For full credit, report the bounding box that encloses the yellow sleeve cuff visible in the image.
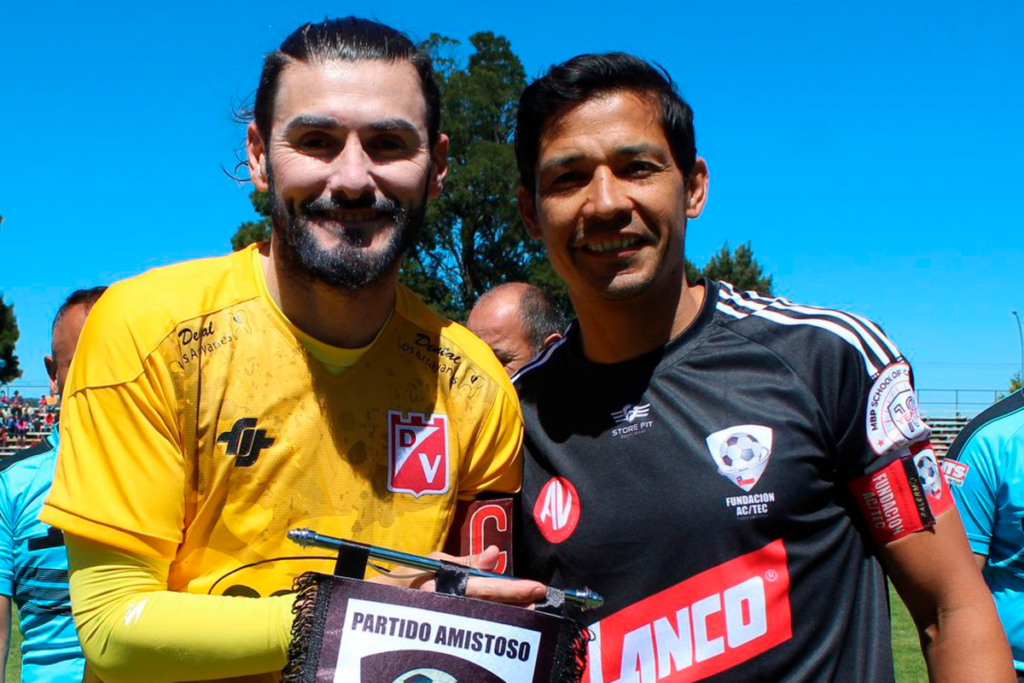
[67,535,294,683]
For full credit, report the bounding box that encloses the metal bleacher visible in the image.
[1,382,55,459]
[927,416,971,458]
[919,389,1004,458]
[0,432,51,459]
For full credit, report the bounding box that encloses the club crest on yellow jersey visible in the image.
[388,412,451,497]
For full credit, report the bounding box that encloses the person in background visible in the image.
[0,286,106,682]
[466,283,566,375]
[943,387,1024,682]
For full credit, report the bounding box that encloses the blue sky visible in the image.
[1,0,1022,410]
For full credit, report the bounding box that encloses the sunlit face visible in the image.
[248,60,448,290]
[466,296,534,375]
[45,303,90,397]
[519,91,706,303]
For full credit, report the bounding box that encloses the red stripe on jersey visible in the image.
[849,455,935,544]
[585,540,792,682]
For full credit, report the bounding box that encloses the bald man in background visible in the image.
[467,283,567,375]
[0,286,106,683]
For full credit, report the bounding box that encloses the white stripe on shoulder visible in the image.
[715,300,746,319]
[716,282,891,376]
[511,334,569,384]
[844,312,901,358]
[728,284,901,361]
[719,284,897,368]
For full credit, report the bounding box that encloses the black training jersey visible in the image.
[514,281,947,683]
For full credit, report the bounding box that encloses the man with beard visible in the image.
[39,17,542,683]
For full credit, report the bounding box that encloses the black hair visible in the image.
[515,52,696,194]
[253,17,441,149]
[52,286,107,336]
[518,287,567,356]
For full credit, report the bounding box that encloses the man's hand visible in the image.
[371,546,547,607]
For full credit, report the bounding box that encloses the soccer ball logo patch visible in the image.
[721,433,768,469]
[913,448,942,499]
[706,425,774,492]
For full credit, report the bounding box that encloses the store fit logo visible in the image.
[388,412,450,497]
[217,417,275,467]
[584,540,792,683]
[611,404,654,438]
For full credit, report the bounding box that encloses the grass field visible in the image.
[2,584,930,682]
[5,609,18,682]
[890,583,929,682]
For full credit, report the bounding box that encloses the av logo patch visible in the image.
[706,425,774,492]
[388,412,450,498]
[534,477,581,544]
[217,417,275,467]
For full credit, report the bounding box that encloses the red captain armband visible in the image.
[443,498,514,575]
[849,454,936,545]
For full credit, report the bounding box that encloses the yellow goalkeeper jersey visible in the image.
[41,243,523,601]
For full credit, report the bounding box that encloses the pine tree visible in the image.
[0,295,22,384]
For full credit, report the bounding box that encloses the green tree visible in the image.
[400,32,560,320]
[0,295,22,384]
[1010,372,1022,393]
[230,191,271,251]
[687,241,774,294]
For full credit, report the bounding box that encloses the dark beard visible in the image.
[269,169,429,292]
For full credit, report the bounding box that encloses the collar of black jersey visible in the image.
[562,279,720,380]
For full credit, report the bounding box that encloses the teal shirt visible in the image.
[946,390,1024,672]
[0,430,85,682]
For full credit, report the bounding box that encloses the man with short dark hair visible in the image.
[512,52,1013,681]
[943,388,1024,681]
[466,283,566,375]
[0,286,105,683]
[40,17,541,683]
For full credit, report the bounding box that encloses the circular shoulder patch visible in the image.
[866,362,927,455]
[533,477,581,544]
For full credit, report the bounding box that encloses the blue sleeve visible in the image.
[0,475,16,597]
[949,431,1000,556]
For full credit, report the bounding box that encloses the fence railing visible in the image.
[0,382,51,401]
[917,389,1003,420]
